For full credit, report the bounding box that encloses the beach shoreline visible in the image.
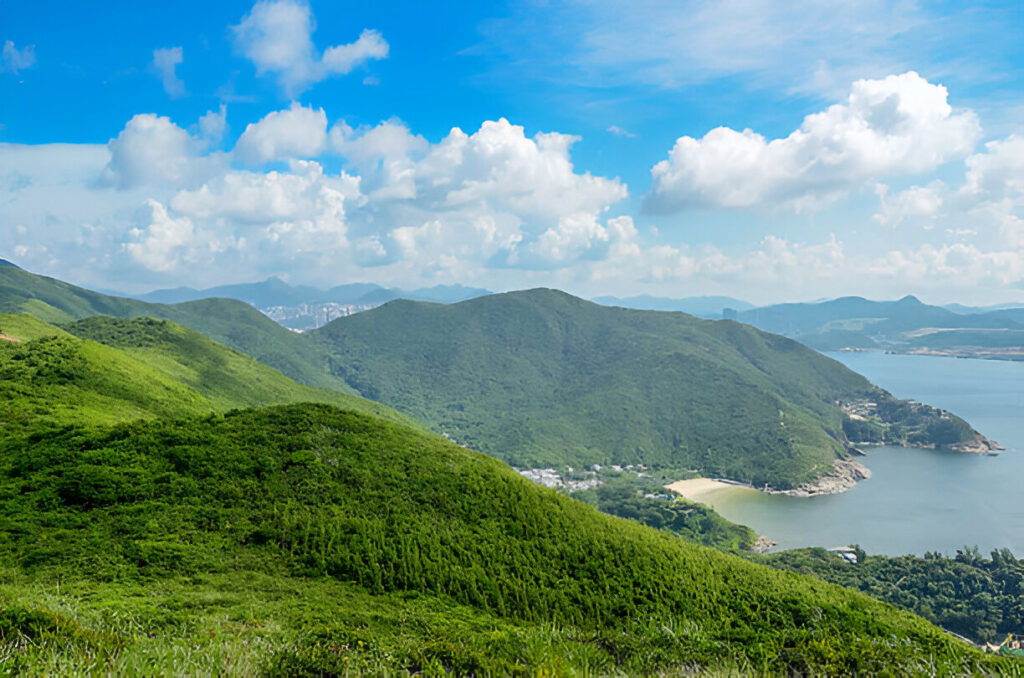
[666,457,872,504]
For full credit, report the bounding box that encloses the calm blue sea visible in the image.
[701,352,1024,556]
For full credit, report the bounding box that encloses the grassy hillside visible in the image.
[311,289,973,487]
[0,403,1012,675]
[0,265,349,392]
[0,314,418,435]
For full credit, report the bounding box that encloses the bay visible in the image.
[698,352,1024,556]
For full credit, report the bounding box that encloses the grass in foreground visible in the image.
[0,404,1015,675]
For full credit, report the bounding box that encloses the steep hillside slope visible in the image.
[0,403,1010,675]
[0,314,417,434]
[311,289,991,487]
[0,264,347,391]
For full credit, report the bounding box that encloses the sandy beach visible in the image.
[665,477,755,504]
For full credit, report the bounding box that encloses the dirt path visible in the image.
[0,333,22,343]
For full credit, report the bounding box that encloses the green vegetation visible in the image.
[0,314,419,435]
[0,403,1014,675]
[578,486,757,551]
[568,472,758,551]
[0,264,350,392]
[311,289,986,488]
[765,546,1024,645]
[840,398,983,449]
[3,266,993,488]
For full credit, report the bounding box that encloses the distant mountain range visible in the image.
[592,294,754,317]
[733,295,1024,359]
[134,282,756,328]
[128,278,493,329]
[8,256,1024,358]
[135,278,492,307]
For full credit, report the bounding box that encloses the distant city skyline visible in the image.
[2,0,1024,305]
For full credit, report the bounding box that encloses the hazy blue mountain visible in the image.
[407,283,493,303]
[135,277,339,307]
[133,278,491,312]
[945,302,1024,314]
[735,295,1023,358]
[592,294,754,317]
[0,258,19,268]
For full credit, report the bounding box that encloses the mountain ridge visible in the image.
[310,288,993,487]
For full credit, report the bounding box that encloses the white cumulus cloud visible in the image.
[873,182,944,227]
[102,114,224,189]
[231,0,388,96]
[646,72,981,213]
[233,102,328,164]
[124,200,197,272]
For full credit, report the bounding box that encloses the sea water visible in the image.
[700,352,1024,556]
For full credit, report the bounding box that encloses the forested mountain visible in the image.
[0,266,1018,672]
[0,401,1010,675]
[310,289,993,487]
[0,265,996,487]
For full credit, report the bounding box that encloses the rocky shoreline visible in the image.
[747,535,777,553]
[767,458,872,498]
[949,437,1004,454]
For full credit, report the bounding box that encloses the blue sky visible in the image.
[2,0,1024,304]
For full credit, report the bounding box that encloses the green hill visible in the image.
[0,313,418,435]
[2,266,996,487]
[310,289,989,487]
[0,403,1011,675]
[0,264,347,392]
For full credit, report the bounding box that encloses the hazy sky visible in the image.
[2,0,1023,304]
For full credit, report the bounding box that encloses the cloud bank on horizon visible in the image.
[1,0,1023,305]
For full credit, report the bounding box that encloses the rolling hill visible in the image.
[2,265,996,487]
[310,289,994,487]
[0,263,347,392]
[0,402,1011,675]
[0,313,418,435]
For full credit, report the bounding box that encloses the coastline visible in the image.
[665,477,758,504]
[666,458,872,504]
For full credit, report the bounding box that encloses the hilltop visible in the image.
[0,263,349,392]
[311,289,994,488]
[1,266,997,488]
[0,313,417,434]
[0,402,1011,675]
